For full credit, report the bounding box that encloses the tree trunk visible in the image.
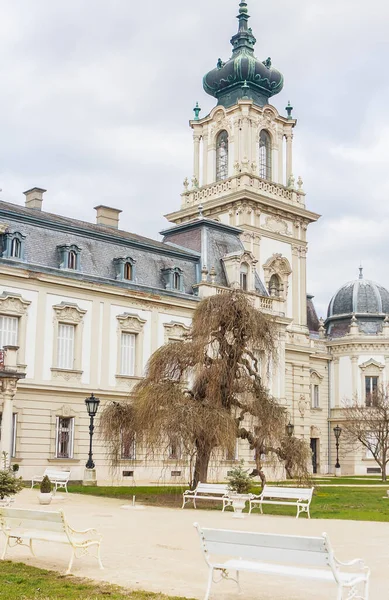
[192,442,213,488]
[380,457,387,481]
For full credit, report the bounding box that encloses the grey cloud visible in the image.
[1,0,389,317]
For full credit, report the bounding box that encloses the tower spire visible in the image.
[359,265,363,280]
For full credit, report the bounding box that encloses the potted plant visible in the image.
[39,475,52,505]
[0,469,24,506]
[226,461,253,517]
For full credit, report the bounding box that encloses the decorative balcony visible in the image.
[181,172,306,210]
[193,282,285,316]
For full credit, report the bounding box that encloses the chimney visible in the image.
[94,205,122,229]
[24,187,46,210]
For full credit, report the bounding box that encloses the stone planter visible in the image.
[229,494,250,518]
[38,493,52,505]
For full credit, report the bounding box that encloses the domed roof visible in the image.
[326,269,389,337]
[203,2,284,109]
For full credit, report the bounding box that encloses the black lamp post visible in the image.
[333,424,342,471]
[286,421,295,437]
[85,393,100,470]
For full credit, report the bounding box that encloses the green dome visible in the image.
[203,2,284,109]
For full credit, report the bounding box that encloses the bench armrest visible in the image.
[68,526,102,539]
[183,490,195,496]
[249,493,262,500]
[335,557,366,569]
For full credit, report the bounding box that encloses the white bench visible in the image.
[31,469,71,494]
[194,523,370,600]
[182,483,232,510]
[249,485,314,518]
[0,507,103,575]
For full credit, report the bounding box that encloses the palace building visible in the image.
[0,1,387,483]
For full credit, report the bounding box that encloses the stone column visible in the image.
[277,131,284,185]
[351,356,358,398]
[385,356,389,386]
[202,132,208,186]
[286,132,293,182]
[299,246,308,326]
[292,245,300,323]
[233,118,240,167]
[193,134,201,183]
[333,357,340,407]
[242,117,249,166]
[0,379,18,464]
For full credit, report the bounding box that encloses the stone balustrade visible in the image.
[195,282,284,316]
[182,172,306,209]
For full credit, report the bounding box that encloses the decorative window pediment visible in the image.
[53,302,86,324]
[310,369,324,383]
[161,267,184,292]
[114,256,136,282]
[0,292,30,316]
[2,231,26,260]
[57,244,81,271]
[164,321,190,343]
[222,251,257,291]
[117,312,146,333]
[359,359,385,373]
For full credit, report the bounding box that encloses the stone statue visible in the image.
[262,57,272,69]
[217,58,225,69]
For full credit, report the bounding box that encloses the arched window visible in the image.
[124,262,133,281]
[269,274,282,297]
[259,130,272,181]
[68,251,77,270]
[173,271,181,290]
[10,238,21,258]
[240,263,249,291]
[216,130,228,181]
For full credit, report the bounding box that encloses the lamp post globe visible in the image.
[286,422,295,437]
[85,393,100,470]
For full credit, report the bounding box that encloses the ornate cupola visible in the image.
[203,1,284,109]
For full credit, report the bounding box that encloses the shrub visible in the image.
[40,475,52,494]
[12,464,19,473]
[0,470,24,499]
[226,461,253,494]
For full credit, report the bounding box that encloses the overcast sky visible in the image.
[0,0,388,316]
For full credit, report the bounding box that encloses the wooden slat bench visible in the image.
[249,485,314,518]
[31,469,71,494]
[182,483,231,510]
[194,523,370,600]
[0,507,103,575]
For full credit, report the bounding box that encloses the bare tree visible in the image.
[342,386,389,481]
[101,290,310,487]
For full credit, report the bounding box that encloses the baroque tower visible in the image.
[166,1,320,333]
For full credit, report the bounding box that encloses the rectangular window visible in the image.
[0,413,17,458]
[169,441,182,460]
[120,332,136,376]
[57,323,75,369]
[365,376,378,406]
[121,432,136,459]
[312,384,320,408]
[0,316,18,348]
[55,416,74,459]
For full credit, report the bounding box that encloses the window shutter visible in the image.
[121,333,136,376]
[0,316,19,348]
[58,324,75,369]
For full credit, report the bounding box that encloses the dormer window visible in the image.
[68,250,77,270]
[58,244,81,271]
[10,238,21,258]
[162,267,184,292]
[114,257,136,282]
[124,262,132,281]
[240,263,248,291]
[2,231,26,261]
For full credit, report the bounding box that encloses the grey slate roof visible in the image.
[326,277,389,338]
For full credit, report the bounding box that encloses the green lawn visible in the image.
[68,481,389,521]
[0,561,192,600]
